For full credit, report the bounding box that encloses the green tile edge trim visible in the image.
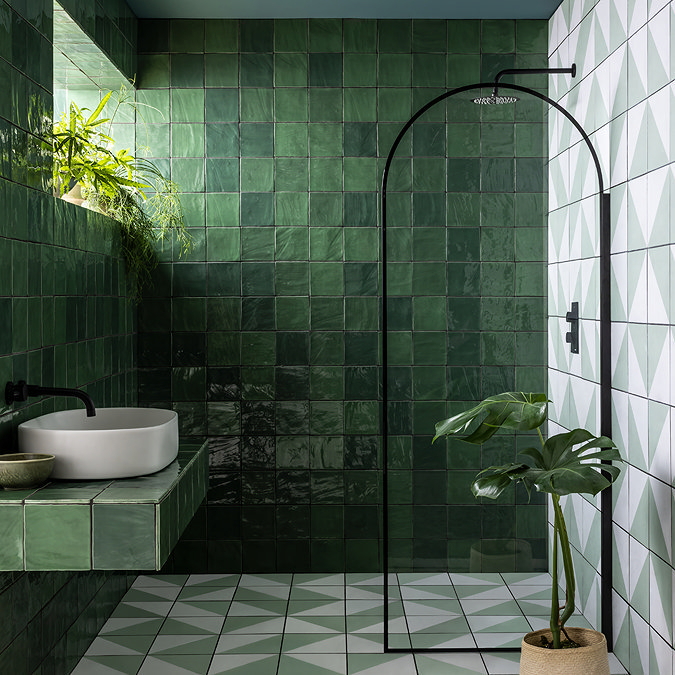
[2,441,208,571]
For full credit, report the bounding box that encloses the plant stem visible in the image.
[551,493,576,647]
[550,509,560,648]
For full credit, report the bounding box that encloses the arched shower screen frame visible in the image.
[380,79,613,653]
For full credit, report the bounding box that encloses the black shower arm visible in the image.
[491,64,576,96]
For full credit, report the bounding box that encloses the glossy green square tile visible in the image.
[204,54,238,87]
[25,504,91,570]
[207,193,239,228]
[241,332,275,365]
[242,297,275,330]
[170,19,204,52]
[241,88,274,122]
[138,54,170,88]
[308,18,342,52]
[208,332,241,365]
[344,88,376,122]
[204,89,239,123]
[0,504,24,570]
[309,53,342,87]
[309,192,342,227]
[240,123,273,157]
[171,124,205,158]
[310,332,344,365]
[241,18,273,52]
[309,261,343,295]
[276,262,309,295]
[205,19,239,52]
[206,228,240,262]
[275,18,308,51]
[240,53,273,88]
[240,158,274,192]
[309,228,342,261]
[345,297,377,331]
[275,227,309,261]
[93,504,157,570]
[308,123,342,156]
[309,158,342,192]
[273,54,307,89]
[413,332,446,366]
[447,54,481,88]
[310,297,343,331]
[240,193,274,226]
[171,54,204,88]
[379,53,411,87]
[171,89,205,124]
[308,89,342,122]
[482,19,515,53]
[309,367,343,401]
[344,157,377,192]
[206,123,239,157]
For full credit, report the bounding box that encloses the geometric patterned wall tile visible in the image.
[646,247,670,327]
[612,323,629,391]
[611,253,628,321]
[581,197,600,259]
[612,591,631,669]
[627,25,648,108]
[580,497,602,568]
[646,90,670,173]
[613,523,630,600]
[628,99,649,179]
[593,1,610,68]
[627,174,648,250]
[628,0,648,38]
[628,465,650,544]
[649,628,674,675]
[627,322,648,397]
[581,256,600,319]
[647,10,671,96]
[648,475,672,564]
[629,607,651,675]
[647,325,670,402]
[569,375,599,432]
[648,401,671,481]
[627,251,648,324]
[648,0,671,19]
[646,164,671,246]
[649,552,673,641]
[629,535,651,621]
[609,0,628,53]
[581,318,599,383]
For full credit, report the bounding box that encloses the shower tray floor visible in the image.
[71,572,627,675]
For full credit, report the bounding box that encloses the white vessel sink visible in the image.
[18,408,179,480]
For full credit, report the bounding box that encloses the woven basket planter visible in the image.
[520,627,609,675]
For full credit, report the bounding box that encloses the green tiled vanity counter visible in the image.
[0,442,208,572]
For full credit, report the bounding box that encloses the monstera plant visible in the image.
[49,88,191,299]
[434,392,622,661]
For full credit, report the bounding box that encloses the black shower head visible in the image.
[471,94,520,105]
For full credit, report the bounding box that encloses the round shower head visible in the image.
[472,94,520,105]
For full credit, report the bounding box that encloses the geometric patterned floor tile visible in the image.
[403,599,462,616]
[409,634,476,650]
[71,655,145,675]
[239,574,293,587]
[459,600,522,616]
[228,600,287,616]
[100,618,165,636]
[466,616,531,633]
[85,635,156,656]
[185,574,240,588]
[132,575,189,589]
[177,587,236,602]
[123,588,182,602]
[291,586,345,600]
[288,600,346,616]
[472,633,524,649]
[278,653,347,675]
[137,654,212,675]
[149,635,219,655]
[220,617,286,634]
[399,586,457,600]
[234,587,291,601]
[405,616,471,634]
[293,574,346,586]
[169,601,232,618]
[208,655,279,675]
[450,574,503,586]
[415,653,487,675]
[158,617,225,635]
[345,634,384,653]
[284,616,347,633]
[281,633,347,653]
[346,600,386,616]
[454,587,513,601]
[215,633,284,654]
[111,602,174,619]
[480,652,520,674]
[347,653,417,675]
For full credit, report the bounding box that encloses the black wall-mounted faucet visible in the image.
[5,381,97,417]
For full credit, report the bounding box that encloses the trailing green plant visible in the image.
[434,392,623,649]
[48,88,191,299]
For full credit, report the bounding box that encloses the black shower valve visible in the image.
[565,302,579,354]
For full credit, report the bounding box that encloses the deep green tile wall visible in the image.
[136,17,549,575]
[0,0,137,672]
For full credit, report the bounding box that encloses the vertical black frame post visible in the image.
[381,81,613,653]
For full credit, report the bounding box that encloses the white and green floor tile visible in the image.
[71,572,627,675]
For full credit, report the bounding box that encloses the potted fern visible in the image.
[434,392,622,674]
[49,89,191,299]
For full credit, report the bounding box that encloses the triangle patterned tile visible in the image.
[473,633,523,649]
[346,586,390,600]
[397,573,451,586]
[648,628,673,675]
[516,599,550,615]
[409,634,476,650]
[234,587,290,601]
[466,615,530,633]
[347,654,416,675]
[345,600,385,616]
[149,635,219,655]
[221,617,285,634]
[279,654,346,675]
[169,601,231,618]
[402,599,462,616]
[449,573,502,586]
[345,634,384,653]
[507,584,558,599]
[159,617,224,635]
[481,652,520,674]
[399,585,456,600]
[647,12,670,95]
[123,588,181,602]
[215,633,283,654]
[345,574,389,586]
[628,608,650,675]
[291,586,344,601]
[527,614,594,631]
[100,618,164,636]
[415,653,487,675]
[85,635,155,656]
[347,617,406,634]
[111,602,173,619]
[138,654,211,675]
[612,596,630,668]
[459,600,521,616]
[454,586,512,601]
[178,587,235,602]
[648,476,672,563]
[228,600,286,616]
[288,600,346,616]
[406,615,470,634]
[239,574,292,587]
[71,655,145,675]
[208,654,279,675]
[132,575,188,590]
[293,574,345,586]
[282,633,347,653]
[649,552,673,639]
[284,616,346,633]
[185,574,240,588]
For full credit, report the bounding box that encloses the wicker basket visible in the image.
[520,627,609,675]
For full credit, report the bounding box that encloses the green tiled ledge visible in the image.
[0,442,208,572]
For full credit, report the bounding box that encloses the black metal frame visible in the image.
[381,79,612,653]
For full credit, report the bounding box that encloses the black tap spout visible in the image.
[5,381,97,417]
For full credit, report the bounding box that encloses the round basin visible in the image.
[18,408,179,480]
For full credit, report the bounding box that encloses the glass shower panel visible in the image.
[384,91,549,585]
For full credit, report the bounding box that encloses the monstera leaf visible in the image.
[433,392,548,444]
[471,428,622,499]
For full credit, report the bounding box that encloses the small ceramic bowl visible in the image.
[0,453,55,490]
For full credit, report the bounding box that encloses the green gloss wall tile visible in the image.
[135,17,548,575]
[93,504,157,569]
